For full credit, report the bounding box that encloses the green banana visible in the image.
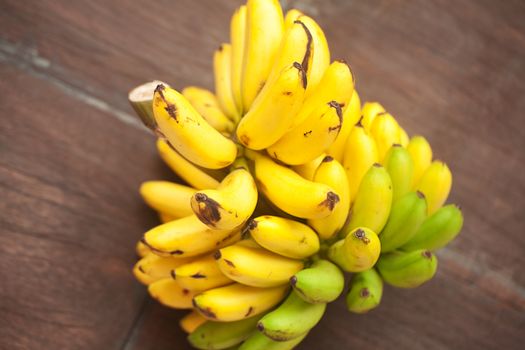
[290,259,344,303]
[383,144,414,203]
[188,315,259,350]
[376,250,438,288]
[379,191,427,252]
[257,291,326,341]
[239,331,308,350]
[401,204,463,251]
[346,268,383,314]
[328,227,381,272]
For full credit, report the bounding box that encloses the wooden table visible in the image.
[1,1,524,349]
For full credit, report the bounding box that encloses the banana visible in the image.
[267,101,343,165]
[327,90,361,162]
[257,291,326,341]
[230,5,247,115]
[290,60,353,128]
[153,84,237,169]
[246,215,320,259]
[383,145,414,202]
[191,168,258,230]
[156,139,220,190]
[172,254,233,291]
[215,242,304,287]
[248,151,340,219]
[369,112,401,163]
[158,212,176,223]
[291,153,325,180]
[407,135,433,189]
[290,259,344,303]
[344,163,393,234]
[182,86,235,132]
[308,156,351,240]
[284,9,304,30]
[128,80,168,130]
[398,126,409,147]
[401,204,463,251]
[328,227,381,272]
[142,215,241,258]
[136,240,151,258]
[139,181,195,219]
[193,283,289,322]
[379,191,427,252]
[345,268,383,314]
[188,315,260,350]
[214,44,239,121]
[342,121,379,201]
[133,253,194,285]
[239,331,307,350]
[180,310,207,334]
[241,0,284,110]
[376,249,438,288]
[236,62,306,150]
[416,161,452,215]
[360,101,385,131]
[148,278,197,309]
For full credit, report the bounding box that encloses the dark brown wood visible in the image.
[1,0,524,349]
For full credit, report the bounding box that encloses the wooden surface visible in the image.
[1,0,524,349]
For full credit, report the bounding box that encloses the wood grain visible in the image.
[0,0,524,349]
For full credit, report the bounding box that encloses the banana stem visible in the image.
[128,80,168,130]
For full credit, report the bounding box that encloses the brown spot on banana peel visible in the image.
[240,134,250,147]
[257,322,265,332]
[360,288,370,298]
[319,191,340,211]
[422,250,432,259]
[214,250,222,260]
[355,116,364,127]
[354,228,370,244]
[138,265,145,274]
[328,100,343,126]
[244,306,254,317]
[393,143,402,148]
[373,163,382,168]
[191,272,207,279]
[294,20,313,74]
[140,238,183,256]
[223,259,236,268]
[416,191,425,199]
[192,300,217,319]
[241,219,257,238]
[322,156,334,162]
[171,270,176,279]
[155,84,178,122]
[303,130,312,137]
[194,193,222,227]
[293,62,307,89]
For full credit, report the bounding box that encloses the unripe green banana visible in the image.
[188,315,259,350]
[290,259,344,303]
[239,331,308,350]
[401,204,463,251]
[346,268,383,314]
[379,191,427,252]
[383,144,414,203]
[376,250,438,288]
[257,291,326,341]
[328,227,381,272]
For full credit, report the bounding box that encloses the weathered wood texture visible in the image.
[0,0,524,349]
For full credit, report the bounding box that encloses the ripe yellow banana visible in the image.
[247,215,320,259]
[398,126,409,147]
[327,90,361,162]
[182,86,235,133]
[230,5,247,115]
[248,151,340,219]
[267,101,343,165]
[416,161,452,215]
[407,135,433,189]
[308,156,351,240]
[193,283,289,322]
[291,153,325,180]
[214,43,240,121]
[284,8,304,30]
[173,254,233,291]
[215,242,304,287]
[152,84,237,169]
[180,310,207,333]
[241,0,284,110]
[370,112,401,163]
[328,227,381,272]
[139,181,195,219]
[236,62,306,150]
[156,139,220,190]
[136,240,150,258]
[133,253,194,285]
[148,278,197,309]
[361,101,385,131]
[383,145,414,203]
[191,168,257,230]
[158,211,176,223]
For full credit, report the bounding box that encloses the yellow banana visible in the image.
[407,135,433,189]
[215,242,304,287]
[133,254,194,285]
[173,254,233,291]
[214,43,239,121]
[182,86,235,133]
[246,215,320,259]
[284,9,303,30]
[308,156,351,240]
[398,126,409,147]
[139,181,195,219]
[291,153,326,180]
[236,62,306,150]
[158,212,176,223]
[153,84,237,169]
[230,5,247,115]
[156,139,220,190]
[369,112,401,163]
[267,101,343,165]
[241,0,284,110]
[328,227,381,272]
[361,101,385,131]
[193,283,289,322]
[327,89,361,162]
[148,278,197,309]
[191,168,257,230]
[416,161,452,215]
[136,240,151,258]
[248,151,340,219]
[180,310,207,333]
[342,121,379,201]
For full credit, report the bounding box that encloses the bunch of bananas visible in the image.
[127,0,464,349]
